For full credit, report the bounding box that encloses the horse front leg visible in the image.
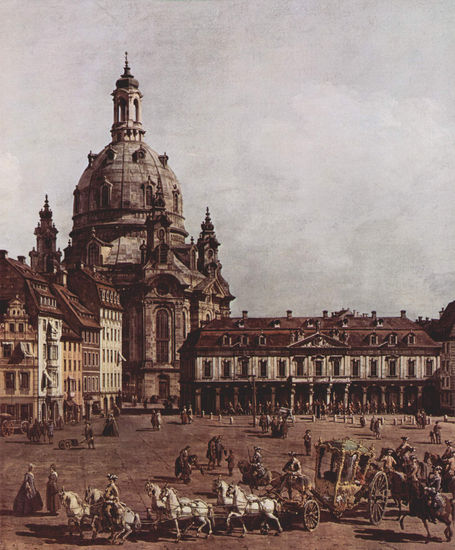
[422,518,431,544]
[173,518,181,541]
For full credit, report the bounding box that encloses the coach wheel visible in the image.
[368,471,388,525]
[302,499,320,531]
[21,420,29,434]
[58,440,66,450]
[64,440,72,450]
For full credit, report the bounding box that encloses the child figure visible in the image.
[430,430,435,444]
[226,449,235,476]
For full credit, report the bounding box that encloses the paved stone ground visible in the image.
[0,412,454,550]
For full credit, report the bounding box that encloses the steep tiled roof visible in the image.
[182,313,439,351]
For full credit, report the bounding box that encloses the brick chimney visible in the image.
[17,256,26,264]
[286,310,292,319]
[242,310,248,320]
[371,310,377,320]
[323,310,328,318]
[440,307,445,319]
[400,310,406,319]
[0,250,8,259]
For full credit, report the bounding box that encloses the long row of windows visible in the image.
[63,359,81,372]
[6,322,25,333]
[103,327,121,341]
[83,376,99,392]
[83,351,99,367]
[102,372,121,389]
[102,349,120,363]
[62,341,81,352]
[4,371,29,389]
[201,358,435,379]
[82,331,99,344]
[221,333,417,347]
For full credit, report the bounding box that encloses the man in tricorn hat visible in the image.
[103,474,121,527]
[396,436,412,459]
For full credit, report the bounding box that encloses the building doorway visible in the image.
[158,375,170,399]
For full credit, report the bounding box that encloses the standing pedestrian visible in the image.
[303,429,312,456]
[47,420,54,445]
[226,449,235,476]
[156,410,162,431]
[434,421,442,444]
[13,464,43,515]
[46,464,60,515]
[84,421,95,449]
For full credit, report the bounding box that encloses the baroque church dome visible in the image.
[70,56,187,263]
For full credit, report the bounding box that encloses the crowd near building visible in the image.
[1,58,455,422]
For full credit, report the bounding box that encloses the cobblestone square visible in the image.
[1,412,454,549]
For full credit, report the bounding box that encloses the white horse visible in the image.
[82,486,141,544]
[160,485,214,541]
[59,489,95,539]
[145,480,167,523]
[226,483,283,536]
[212,477,233,507]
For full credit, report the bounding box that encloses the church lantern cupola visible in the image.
[29,195,61,274]
[111,52,145,143]
[197,207,220,275]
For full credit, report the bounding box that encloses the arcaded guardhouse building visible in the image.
[180,309,441,414]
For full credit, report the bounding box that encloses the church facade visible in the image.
[64,57,234,401]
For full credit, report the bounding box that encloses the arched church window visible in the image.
[146,186,153,207]
[183,311,187,339]
[173,193,179,212]
[101,185,110,208]
[156,310,169,363]
[74,191,80,214]
[87,243,100,266]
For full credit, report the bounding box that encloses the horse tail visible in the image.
[208,503,215,525]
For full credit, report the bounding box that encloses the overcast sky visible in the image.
[1,0,455,320]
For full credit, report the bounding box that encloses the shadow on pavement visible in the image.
[354,526,441,544]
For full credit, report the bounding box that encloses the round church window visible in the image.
[157,282,169,295]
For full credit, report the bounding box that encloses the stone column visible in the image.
[233,386,239,409]
[326,384,332,406]
[380,385,386,405]
[195,387,201,415]
[399,386,404,411]
[344,383,350,408]
[290,384,296,410]
[271,386,276,409]
[362,386,367,406]
[215,387,221,413]
[309,384,314,407]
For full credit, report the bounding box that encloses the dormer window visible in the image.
[307,319,314,328]
[236,319,244,328]
[241,334,249,346]
[389,334,397,345]
[272,319,281,328]
[222,334,230,346]
[408,333,415,345]
[342,319,348,327]
[375,318,384,327]
[132,147,146,163]
[370,333,378,345]
[106,147,116,161]
[258,334,266,345]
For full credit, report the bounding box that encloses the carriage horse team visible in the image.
[55,431,455,543]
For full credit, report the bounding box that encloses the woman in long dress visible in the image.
[46,464,60,515]
[13,464,43,515]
